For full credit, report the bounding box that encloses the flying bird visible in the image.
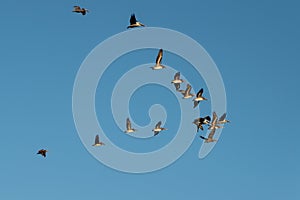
[171,72,184,90]
[217,113,230,124]
[193,116,211,132]
[193,88,208,108]
[124,118,137,133]
[200,129,217,143]
[127,14,145,28]
[92,135,105,146]
[37,149,48,157]
[152,121,167,136]
[178,84,194,99]
[151,49,166,70]
[72,6,89,15]
[208,112,223,130]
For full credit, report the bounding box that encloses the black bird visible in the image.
[193,116,211,132]
[127,14,145,28]
[72,6,89,15]
[37,149,48,157]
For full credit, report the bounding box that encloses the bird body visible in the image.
[208,112,223,130]
[193,116,211,132]
[179,84,194,99]
[127,14,145,28]
[37,149,48,157]
[124,118,137,133]
[152,121,167,136]
[217,113,230,124]
[171,72,184,90]
[193,88,207,108]
[200,129,218,143]
[72,6,89,15]
[92,135,105,146]
[151,49,166,70]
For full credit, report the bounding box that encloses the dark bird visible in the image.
[151,49,166,70]
[92,135,105,146]
[127,14,145,28]
[208,112,223,130]
[37,149,48,157]
[72,6,89,15]
[193,88,208,108]
[193,116,211,132]
[152,121,167,136]
[217,113,230,124]
[124,118,137,133]
[178,84,194,99]
[200,129,217,143]
[171,72,184,90]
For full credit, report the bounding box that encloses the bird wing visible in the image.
[174,83,180,90]
[197,88,203,97]
[205,116,211,122]
[155,121,162,129]
[218,113,227,122]
[193,118,200,125]
[95,135,100,144]
[193,101,199,108]
[178,89,185,95]
[212,111,218,125]
[130,14,137,25]
[186,84,192,94]
[174,72,180,80]
[156,49,163,64]
[208,129,216,139]
[200,135,207,140]
[126,118,132,130]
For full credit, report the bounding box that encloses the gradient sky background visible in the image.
[1,0,299,199]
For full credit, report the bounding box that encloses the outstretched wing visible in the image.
[95,135,100,144]
[219,113,227,122]
[174,72,180,80]
[200,135,207,140]
[156,49,163,64]
[126,118,131,130]
[197,88,203,97]
[193,101,199,108]
[212,112,218,125]
[186,84,192,94]
[130,14,137,25]
[155,121,162,129]
[208,129,216,139]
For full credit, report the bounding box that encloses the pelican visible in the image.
[218,113,230,124]
[208,112,223,130]
[151,49,166,70]
[152,121,167,136]
[72,6,89,15]
[124,118,137,133]
[171,72,184,90]
[127,14,145,28]
[193,116,211,132]
[200,129,217,143]
[37,149,48,157]
[193,88,208,108]
[92,135,105,146]
[178,84,194,99]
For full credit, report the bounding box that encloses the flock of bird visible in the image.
[37,8,230,157]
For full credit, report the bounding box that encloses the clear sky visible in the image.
[1,0,299,199]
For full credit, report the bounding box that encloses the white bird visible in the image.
[178,84,194,99]
[127,14,145,28]
[151,49,166,70]
[193,88,207,108]
[124,118,137,133]
[171,72,184,90]
[92,135,105,146]
[152,121,167,136]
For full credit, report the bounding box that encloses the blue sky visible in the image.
[1,0,299,199]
